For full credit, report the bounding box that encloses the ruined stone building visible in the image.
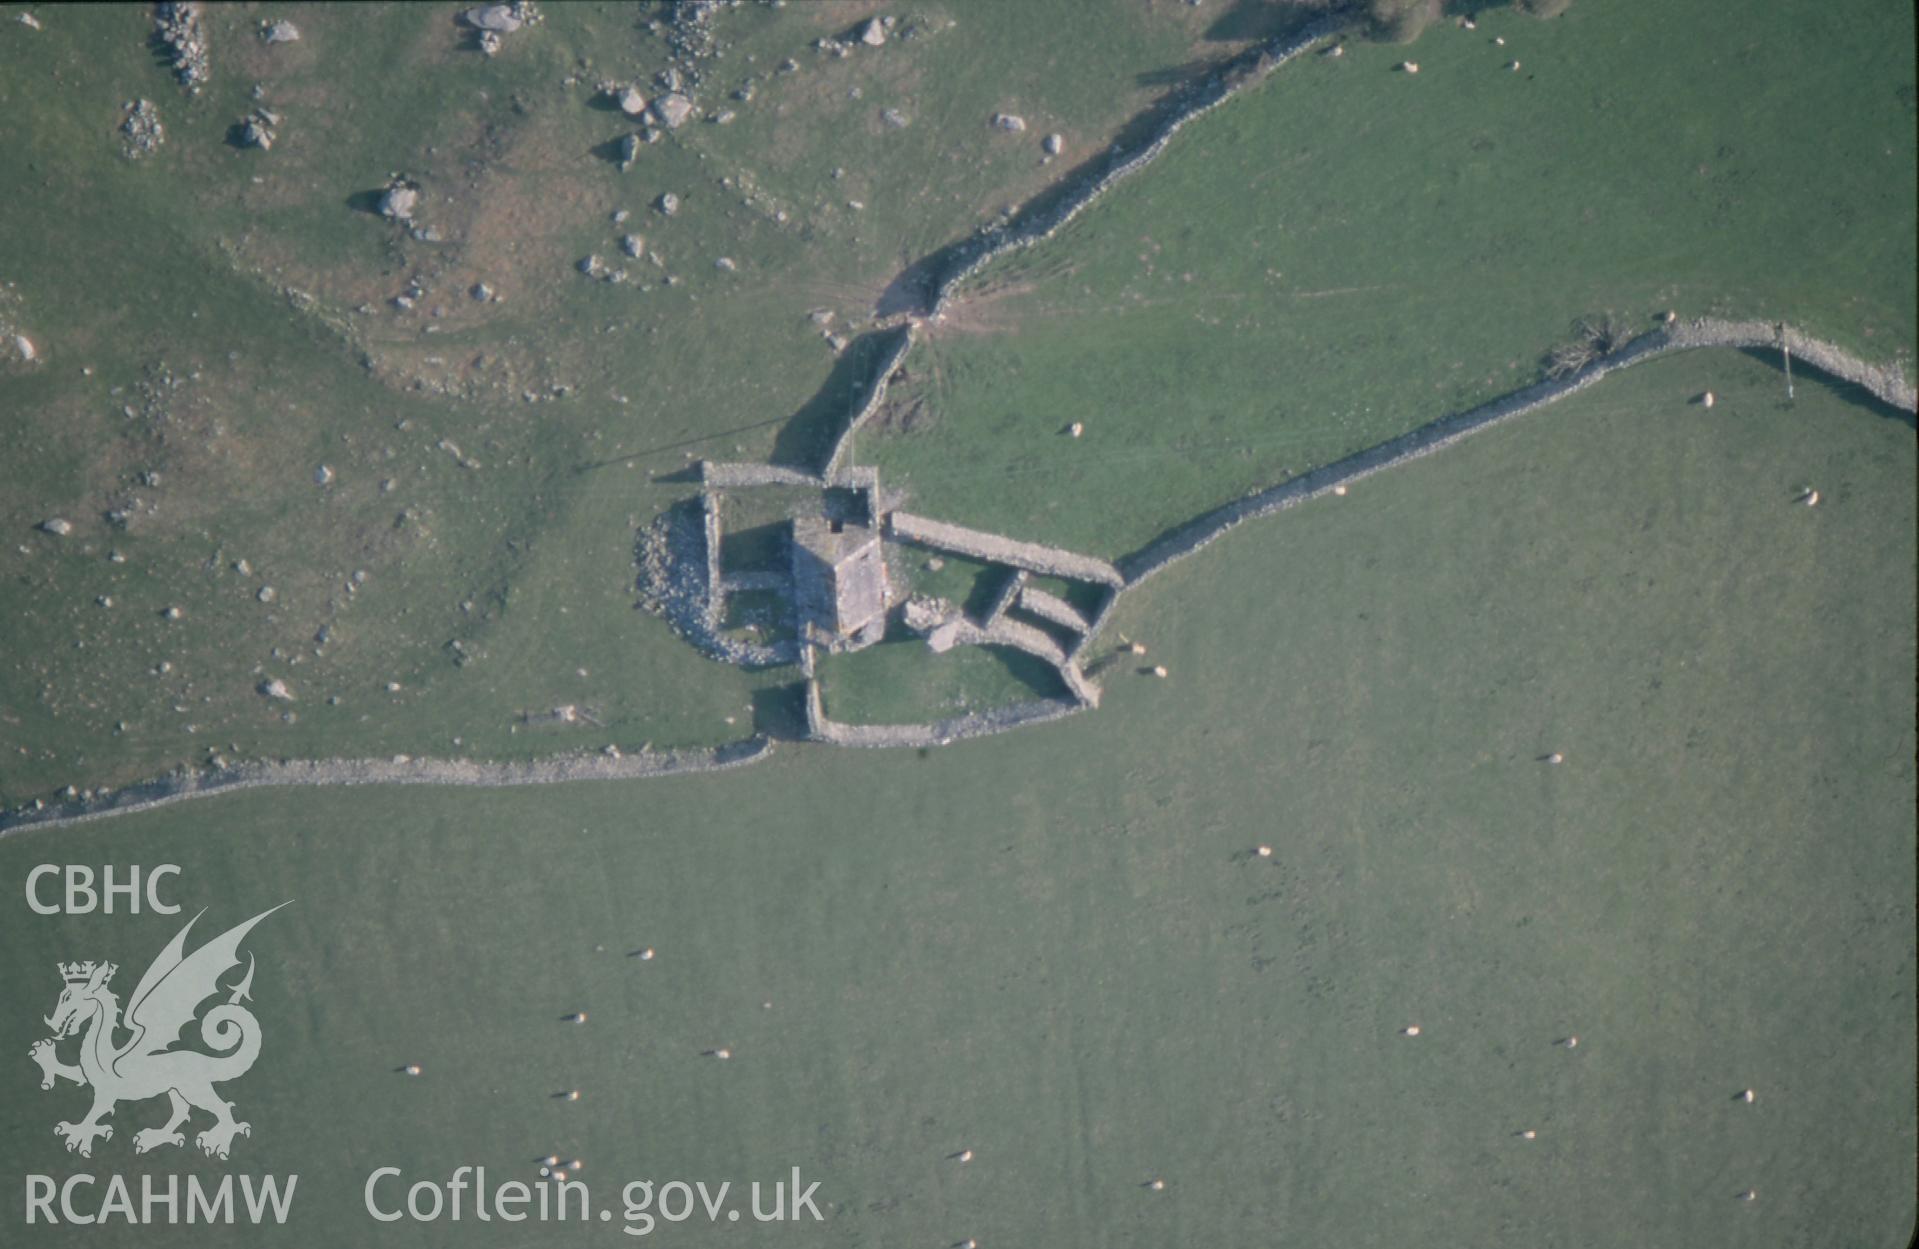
[790,516,888,648]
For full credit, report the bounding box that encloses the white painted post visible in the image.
[1781,324,1794,401]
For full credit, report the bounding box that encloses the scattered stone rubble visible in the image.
[379,177,420,222]
[259,19,299,43]
[635,503,795,670]
[461,1,541,56]
[813,13,894,59]
[650,92,694,129]
[927,18,1341,315]
[155,3,210,94]
[238,107,281,150]
[577,254,629,284]
[462,3,523,32]
[119,99,164,159]
[27,6,1916,798]
[654,0,728,89]
[4,740,775,833]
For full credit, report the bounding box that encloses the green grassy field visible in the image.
[1,2,1912,1244]
[819,633,1067,724]
[4,349,1910,1248]
[0,1,1240,803]
[866,0,1917,556]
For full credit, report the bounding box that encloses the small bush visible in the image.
[1543,315,1631,380]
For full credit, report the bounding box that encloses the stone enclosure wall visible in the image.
[1116,319,1916,587]
[803,676,1086,748]
[27,13,1919,813]
[890,511,1125,586]
[924,17,1341,314]
[822,324,918,478]
[0,739,775,835]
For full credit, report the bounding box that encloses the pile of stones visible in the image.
[155,2,210,94]
[654,0,732,90]
[378,177,421,222]
[119,99,164,159]
[238,107,281,150]
[461,1,542,56]
[635,505,794,670]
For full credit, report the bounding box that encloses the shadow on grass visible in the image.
[572,415,791,477]
[965,567,1020,622]
[1204,0,1351,44]
[874,257,943,320]
[822,623,1070,722]
[1136,57,1230,88]
[878,21,1337,319]
[145,30,174,75]
[344,189,388,216]
[986,645,1071,702]
[588,136,631,168]
[720,522,788,574]
[750,683,811,741]
[767,330,902,471]
[1735,347,1916,429]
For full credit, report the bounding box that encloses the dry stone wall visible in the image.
[700,461,823,488]
[822,324,917,477]
[0,739,774,835]
[700,490,724,597]
[890,512,1124,586]
[983,569,1028,626]
[803,677,1085,748]
[1672,318,1914,411]
[1118,320,1915,587]
[1018,585,1091,633]
[24,13,1919,811]
[1066,586,1121,663]
[926,18,1340,313]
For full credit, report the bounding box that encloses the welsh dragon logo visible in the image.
[29,903,289,1160]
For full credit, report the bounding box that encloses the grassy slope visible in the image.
[866,0,1918,556]
[2,349,1910,1248]
[0,1,1224,802]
